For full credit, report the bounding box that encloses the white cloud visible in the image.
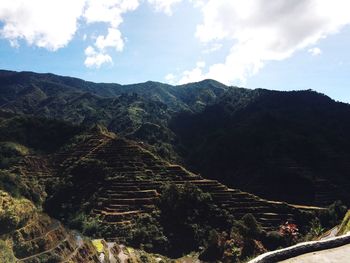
[148,0,182,15]
[178,61,206,84]
[83,0,139,27]
[2,0,348,73]
[308,47,322,56]
[178,0,350,85]
[95,28,124,52]
[0,0,139,67]
[165,73,176,84]
[84,46,112,68]
[0,0,86,51]
[83,0,139,67]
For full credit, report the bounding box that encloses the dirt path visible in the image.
[18,236,69,262]
[280,243,350,263]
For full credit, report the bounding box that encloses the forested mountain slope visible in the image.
[0,70,227,162]
[171,89,350,206]
[0,110,347,261]
[1,70,350,206]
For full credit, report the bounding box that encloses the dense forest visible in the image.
[1,70,350,206]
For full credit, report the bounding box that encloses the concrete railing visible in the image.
[249,232,350,263]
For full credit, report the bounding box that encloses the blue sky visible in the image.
[0,0,350,103]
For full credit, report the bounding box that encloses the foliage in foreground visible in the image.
[337,210,350,236]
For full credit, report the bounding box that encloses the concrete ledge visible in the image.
[249,232,350,263]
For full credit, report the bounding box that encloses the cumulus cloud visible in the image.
[0,0,139,67]
[308,47,322,56]
[83,0,139,67]
[84,0,139,27]
[0,0,86,51]
[84,46,112,68]
[95,28,124,52]
[178,0,350,84]
[2,0,349,73]
[178,61,206,84]
[148,0,182,15]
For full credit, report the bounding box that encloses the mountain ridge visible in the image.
[1,69,350,207]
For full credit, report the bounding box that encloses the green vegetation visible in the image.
[128,183,234,257]
[69,213,101,237]
[337,210,350,236]
[0,240,16,263]
[318,201,348,229]
[305,219,325,240]
[2,70,350,261]
[0,114,85,153]
[301,201,348,240]
[130,212,168,252]
[0,141,28,168]
[0,190,35,235]
[157,183,233,256]
[171,89,350,206]
[0,189,100,262]
[0,170,45,205]
[2,70,350,206]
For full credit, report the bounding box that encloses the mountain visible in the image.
[0,109,347,261]
[170,88,350,206]
[1,69,350,208]
[0,69,227,114]
[0,70,227,162]
[0,112,320,259]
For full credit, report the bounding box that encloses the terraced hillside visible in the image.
[14,129,319,243]
[0,190,99,263]
[2,70,350,207]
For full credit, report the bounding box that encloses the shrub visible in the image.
[307,218,325,240]
[0,240,16,262]
[130,213,168,254]
[263,231,284,250]
[83,217,100,237]
[0,171,44,205]
[0,191,35,235]
[235,214,262,240]
[319,201,347,228]
[157,183,233,257]
[68,213,101,237]
[199,230,224,261]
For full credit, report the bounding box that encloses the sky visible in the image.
[0,0,350,103]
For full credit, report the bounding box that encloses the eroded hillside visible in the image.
[0,190,99,262]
